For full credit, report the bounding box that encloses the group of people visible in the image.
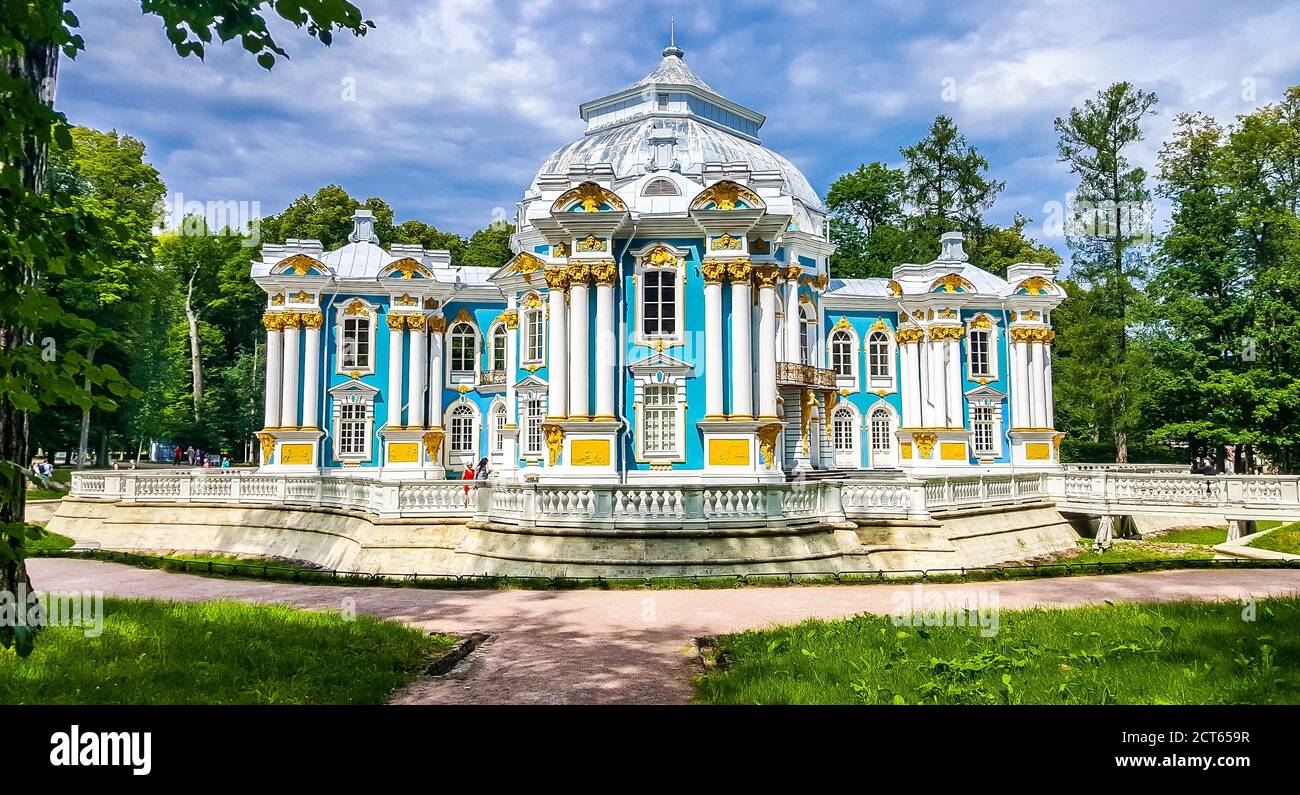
[173,445,230,468]
[1189,458,1220,475]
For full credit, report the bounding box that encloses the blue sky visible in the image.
[58,0,1300,259]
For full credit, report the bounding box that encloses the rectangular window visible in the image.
[526,311,545,362]
[643,270,675,336]
[643,385,677,454]
[969,329,992,378]
[525,398,544,456]
[450,415,474,453]
[492,410,505,454]
[342,317,370,370]
[339,403,367,456]
[973,406,995,455]
[657,93,669,110]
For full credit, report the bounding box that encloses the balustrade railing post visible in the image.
[231,476,242,502]
[106,472,123,498]
[822,481,846,523]
[908,481,930,521]
[179,473,192,502]
[522,483,538,528]
[684,486,704,520]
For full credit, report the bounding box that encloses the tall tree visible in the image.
[901,114,1006,234]
[1,0,371,655]
[1054,81,1159,461]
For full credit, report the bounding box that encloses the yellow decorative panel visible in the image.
[708,439,751,466]
[940,442,967,461]
[1025,442,1051,461]
[571,440,610,466]
[388,443,419,463]
[899,443,912,459]
[280,443,314,465]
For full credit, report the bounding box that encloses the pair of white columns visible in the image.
[262,310,323,430]
[1010,330,1054,428]
[554,262,617,422]
[920,331,962,428]
[702,261,780,421]
[385,314,430,429]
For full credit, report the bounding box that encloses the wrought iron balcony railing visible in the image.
[776,361,837,389]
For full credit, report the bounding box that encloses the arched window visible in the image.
[869,405,896,468]
[489,324,507,372]
[642,178,680,197]
[867,332,890,378]
[449,322,477,378]
[830,330,854,377]
[489,401,507,456]
[448,403,477,458]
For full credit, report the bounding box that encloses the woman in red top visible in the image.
[462,461,475,505]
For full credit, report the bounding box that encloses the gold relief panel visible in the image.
[423,296,440,310]
[711,233,743,251]
[940,442,967,461]
[970,314,993,329]
[749,237,771,255]
[571,439,611,466]
[644,246,678,267]
[280,443,314,466]
[291,290,313,304]
[552,241,570,258]
[1025,442,1052,461]
[270,293,285,305]
[708,439,751,467]
[576,235,607,253]
[388,442,420,464]
[394,294,419,306]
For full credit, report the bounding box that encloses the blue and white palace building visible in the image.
[251,42,1065,485]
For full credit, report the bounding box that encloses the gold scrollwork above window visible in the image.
[931,273,975,293]
[275,253,325,276]
[690,180,764,211]
[551,181,627,214]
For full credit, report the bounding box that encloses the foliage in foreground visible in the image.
[695,598,1300,705]
[0,597,453,704]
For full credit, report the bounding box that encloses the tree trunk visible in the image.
[76,345,96,469]
[1,28,59,601]
[185,273,204,420]
[1115,429,1128,463]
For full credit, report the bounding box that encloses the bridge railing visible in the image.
[1048,470,1300,514]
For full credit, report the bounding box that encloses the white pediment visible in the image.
[627,351,695,378]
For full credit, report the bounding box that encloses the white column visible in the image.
[568,265,590,419]
[502,299,519,471]
[1044,340,1055,428]
[593,265,616,421]
[386,315,404,429]
[1030,340,1048,428]
[757,268,779,420]
[704,266,725,419]
[729,262,753,419]
[1009,338,1026,428]
[301,312,322,429]
[929,337,947,429]
[946,338,962,428]
[428,316,445,427]
[407,317,426,427]
[546,269,568,419]
[899,340,918,427]
[783,266,800,363]
[280,315,301,428]
[263,315,282,429]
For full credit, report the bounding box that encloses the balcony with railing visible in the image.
[776,361,837,389]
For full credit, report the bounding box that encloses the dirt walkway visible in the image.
[27,559,1300,704]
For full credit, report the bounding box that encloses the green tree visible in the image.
[1054,81,1159,462]
[259,184,394,249]
[460,220,513,268]
[1,0,371,654]
[901,114,1006,235]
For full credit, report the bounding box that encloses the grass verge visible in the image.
[694,597,1300,705]
[1248,522,1300,556]
[0,597,455,704]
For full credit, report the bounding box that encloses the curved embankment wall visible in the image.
[47,497,1082,576]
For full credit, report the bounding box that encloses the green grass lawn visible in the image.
[26,529,74,552]
[1248,522,1300,556]
[1065,538,1214,564]
[1150,526,1229,545]
[0,598,456,704]
[694,597,1300,705]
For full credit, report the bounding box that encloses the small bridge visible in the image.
[1047,468,1300,544]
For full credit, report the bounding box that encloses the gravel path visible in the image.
[27,559,1300,705]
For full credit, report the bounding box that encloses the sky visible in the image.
[56,0,1300,259]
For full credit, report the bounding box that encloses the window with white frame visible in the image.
[449,404,476,455]
[972,405,996,455]
[525,308,545,364]
[449,322,477,379]
[969,328,994,379]
[867,331,893,389]
[524,397,545,457]
[338,403,368,456]
[833,407,854,451]
[643,269,676,337]
[830,330,854,378]
[800,314,814,365]
[643,385,677,454]
[490,324,507,372]
[490,401,506,455]
[341,316,371,370]
[870,407,893,453]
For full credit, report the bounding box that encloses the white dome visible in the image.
[528,50,823,213]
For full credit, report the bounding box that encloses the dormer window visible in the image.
[657,93,669,110]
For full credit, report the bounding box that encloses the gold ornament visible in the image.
[928,325,965,341]
[692,180,761,211]
[645,246,677,267]
[757,423,782,469]
[544,267,570,291]
[261,312,282,331]
[388,257,431,279]
[554,182,626,213]
[590,261,618,286]
[782,264,802,281]
[576,235,607,252]
[343,299,370,316]
[270,293,285,305]
[394,294,419,306]
[422,429,445,461]
[501,309,519,330]
[405,314,426,331]
[932,273,974,293]
[1016,276,1054,295]
[567,262,591,284]
[512,252,545,277]
[276,253,324,276]
[386,313,406,330]
[896,328,925,345]
[301,310,324,329]
[913,432,938,458]
[701,261,727,283]
[552,241,570,258]
[711,233,743,251]
[753,265,780,288]
[726,259,752,282]
[542,423,565,466]
[749,237,771,255]
[427,315,447,333]
[256,432,275,463]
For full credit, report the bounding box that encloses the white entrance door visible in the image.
[832,406,858,468]
[869,406,896,468]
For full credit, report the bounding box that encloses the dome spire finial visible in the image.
[662,15,684,58]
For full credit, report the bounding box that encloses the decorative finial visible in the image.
[662,15,684,58]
